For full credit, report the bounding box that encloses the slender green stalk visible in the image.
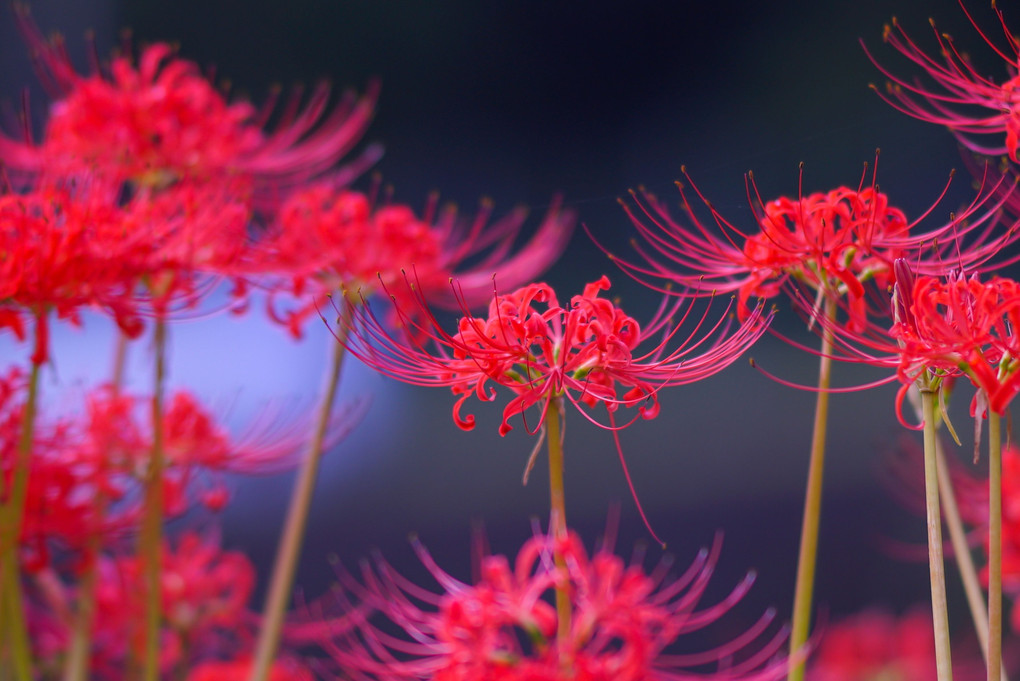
[139,317,167,681]
[111,328,130,392]
[64,333,128,681]
[988,410,1002,681]
[62,542,100,681]
[0,313,45,681]
[249,306,351,681]
[921,380,953,681]
[787,297,835,681]
[545,397,571,658]
[935,437,1007,679]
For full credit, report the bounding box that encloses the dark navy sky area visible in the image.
[1,0,1007,633]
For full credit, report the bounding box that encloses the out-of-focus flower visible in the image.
[0,368,110,572]
[72,384,354,518]
[807,608,948,681]
[0,183,148,363]
[186,657,314,681]
[341,275,769,435]
[316,526,788,681]
[2,9,378,200]
[78,531,258,679]
[604,163,1011,335]
[863,4,1020,161]
[257,188,575,337]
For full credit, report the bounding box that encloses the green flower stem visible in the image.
[64,340,130,681]
[62,539,100,681]
[64,334,131,681]
[111,328,130,392]
[936,437,1007,679]
[787,297,835,681]
[921,379,953,681]
[988,410,1002,681]
[0,313,45,681]
[249,305,351,681]
[545,397,571,656]
[139,317,167,681]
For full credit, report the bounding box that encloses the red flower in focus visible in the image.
[258,187,575,336]
[2,10,378,199]
[342,275,770,435]
[864,4,1020,161]
[807,608,941,681]
[605,163,1010,335]
[891,265,1020,416]
[316,526,788,681]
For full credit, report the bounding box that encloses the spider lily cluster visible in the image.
[4,2,1020,681]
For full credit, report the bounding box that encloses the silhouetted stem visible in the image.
[545,398,571,656]
[988,410,1002,681]
[139,317,167,681]
[787,297,834,681]
[249,306,350,681]
[921,381,952,681]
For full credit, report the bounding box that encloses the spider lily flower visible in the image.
[186,657,314,681]
[0,372,360,573]
[794,260,1020,424]
[0,368,122,573]
[893,267,1020,417]
[2,8,379,202]
[863,3,1020,162]
[0,182,149,364]
[340,275,770,436]
[60,531,261,679]
[72,384,361,517]
[316,525,790,681]
[602,161,1014,335]
[258,187,575,336]
[806,607,984,681]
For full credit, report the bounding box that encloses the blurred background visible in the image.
[0,0,1008,640]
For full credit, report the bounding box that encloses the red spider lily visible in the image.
[806,607,985,681]
[863,3,1020,161]
[603,161,1013,336]
[0,368,122,573]
[70,531,259,679]
[314,525,789,681]
[891,266,1020,417]
[72,384,359,517]
[258,187,575,336]
[2,9,378,202]
[0,172,257,356]
[340,275,770,436]
[776,260,1020,426]
[186,657,314,681]
[0,183,148,364]
[116,176,256,314]
[0,373,355,574]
